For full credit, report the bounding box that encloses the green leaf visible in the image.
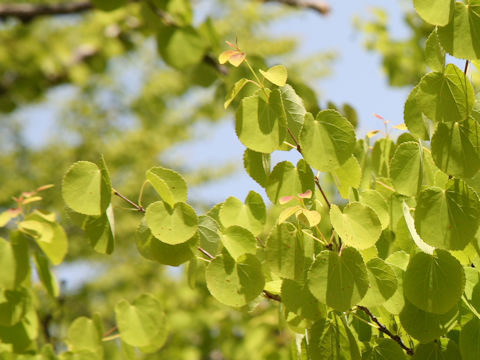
[307,316,361,360]
[363,338,406,360]
[404,249,465,314]
[372,138,395,177]
[219,225,256,260]
[431,118,480,178]
[84,207,114,255]
[308,247,369,312]
[299,110,356,172]
[19,212,68,265]
[330,203,382,250]
[266,223,307,280]
[460,317,480,360]
[243,149,270,187]
[359,258,397,307]
[259,65,288,86]
[358,190,390,230]
[438,0,480,59]
[0,238,16,290]
[157,26,207,69]
[390,141,423,196]
[67,317,102,354]
[414,180,480,250]
[266,160,314,204]
[465,267,480,314]
[146,166,188,207]
[0,305,38,353]
[0,288,29,327]
[219,191,266,235]
[235,91,287,153]
[197,215,221,258]
[62,161,111,216]
[404,85,432,140]
[413,340,461,360]
[400,300,458,343]
[425,29,446,72]
[331,156,361,199]
[413,0,453,25]
[281,279,325,321]
[270,84,306,151]
[34,251,59,298]
[115,294,168,348]
[417,64,474,124]
[145,201,198,245]
[205,251,265,307]
[224,78,249,109]
[383,264,406,315]
[135,222,196,266]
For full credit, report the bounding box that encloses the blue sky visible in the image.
[165,0,414,205]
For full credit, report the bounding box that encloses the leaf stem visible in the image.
[256,236,266,248]
[357,305,414,356]
[244,59,269,98]
[113,189,145,213]
[464,60,470,75]
[287,127,301,152]
[263,290,281,302]
[314,174,331,209]
[197,246,214,260]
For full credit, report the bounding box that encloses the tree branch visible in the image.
[113,189,146,213]
[0,2,94,21]
[261,0,330,15]
[357,306,414,356]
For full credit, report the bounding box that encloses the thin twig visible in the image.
[113,189,145,213]
[357,306,414,356]
[287,128,301,152]
[256,236,266,248]
[263,290,282,302]
[464,60,470,75]
[314,175,331,209]
[102,325,118,338]
[197,246,214,260]
[0,1,94,21]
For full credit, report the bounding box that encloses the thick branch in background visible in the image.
[0,0,330,22]
[261,0,330,15]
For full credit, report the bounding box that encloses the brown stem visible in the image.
[263,290,282,302]
[103,325,118,338]
[287,128,301,152]
[314,176,331,209]
[113,189,145,213]
[464,60,470,75]
[261,0,330,15]
[256,236,266,248]
[0,1,94,21]
[197,246,215,260]
[357,306,414,356]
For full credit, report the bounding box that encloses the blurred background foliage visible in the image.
[0,0,437,358]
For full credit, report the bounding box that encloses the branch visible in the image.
[0,2,93,21]
[113,189,145,213]
[261,0,330,15]
[357,306,414,356]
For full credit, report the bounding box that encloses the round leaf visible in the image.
[266,160,314,204]
[146,166,187,207]
[404,85,432,140]
[62,161,111,216]
[359,258,397,307]
[299,110,356,172]
[115,294,168,348]
[404,249,465,314]
[205,251,265,307]
[390,141,423,196]
[359,190,390,230]
[67,317,102,354]
[235,91,287,153]
[135,222,196,266]
[400,300,458,343]
[219,226,256,260]
[414,180,480,250]
[308,247,369,312]
[145,201,198,245]
[219,191,266,235]
[330,203,382,250]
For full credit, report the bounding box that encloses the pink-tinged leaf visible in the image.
[226,41,236,48]
[279,195,295,205]
[393,123,407,130]
[218,50,237,64]
[21,191,35,198]
[0,208,21,227]
[374,113,384,120]
[228,52,246,67]
[298,189,312,199]
[36,184,54,192]
[367,130,380,138]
